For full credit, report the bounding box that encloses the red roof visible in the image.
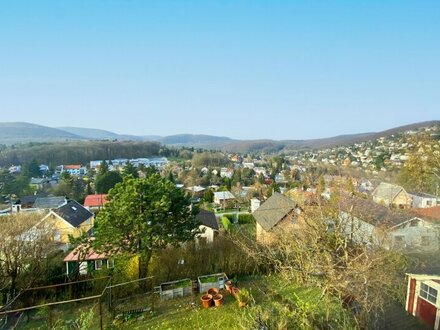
[64,244,107,262]
[84,194,108,208]
[64,165,81,170]
[411,206,440,222]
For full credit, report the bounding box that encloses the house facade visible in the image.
[40,200,94,244]
[64,244,114,276]
[213,191,235,206]
[253,193,298,244]
[196,209,219,243]
[406,274,440,329]
[372,182,411,209]
[410,192,438,209]
[338,195,438,251]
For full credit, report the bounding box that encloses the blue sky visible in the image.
[0,1,439,140]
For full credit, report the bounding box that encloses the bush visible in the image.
[222,216,233,232]
[238,214,255,224]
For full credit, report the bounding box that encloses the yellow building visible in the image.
[40,200,94,244]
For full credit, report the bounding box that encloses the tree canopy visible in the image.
[94,174,200,277]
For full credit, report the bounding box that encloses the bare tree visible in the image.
[0,212,53,299]
[232,195,409,328]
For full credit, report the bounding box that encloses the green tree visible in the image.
[95,171,123,194]
[23,158,41,178]
[94,175,200,278]
[123,161,139,178]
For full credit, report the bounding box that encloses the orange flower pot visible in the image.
[213,294,223,307]
[201,294,213,308]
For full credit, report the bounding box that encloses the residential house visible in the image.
[338,195,438,251]
[30,177,50,191]
[196,209,219,243]
[12,196,67,213]
[56,165,87,176]
[220,168,234,179]
[213,191,235,206]
[83,194,108,210]
[40,200,94,245]
[8,165,21,174]
[405,273,440,329]
[372,182,412,209]
[64,244,114,276]
[253,192,298,243]
[410,192,438,209]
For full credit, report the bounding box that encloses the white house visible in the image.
[338,195,438,251]
[213,191,236,206]
[196,209,219,243]
[409,192,438,209]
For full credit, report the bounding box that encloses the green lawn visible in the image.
[118,276,355,330]
[15,276,356,329]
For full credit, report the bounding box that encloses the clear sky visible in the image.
[0,1,439,140]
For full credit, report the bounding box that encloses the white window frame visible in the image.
[420,282,438,304]
[107,259,114,269]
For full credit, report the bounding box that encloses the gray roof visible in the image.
[196,209,219,230]
[408,192,437,198]
[253,193,297,231]
[54,200,94,228]
[33,196,67,209]
[372,182,406,201]
[214,191,235,200]
[338,194,414,228]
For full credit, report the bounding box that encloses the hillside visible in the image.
[0,122,82,144]
[0,121,438,153]
[58,126,147,141]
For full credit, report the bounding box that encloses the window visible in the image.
[79,262,88,275]
[53,230,61,242]
[426,200,432,206]
[107,259,114,269]
[95,260,103,270]
[420,283,438,304]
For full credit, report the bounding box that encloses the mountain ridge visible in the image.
[0,120,438,153]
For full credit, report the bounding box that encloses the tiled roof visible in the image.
[34,196,67,209]
[54,200,94,228]
[196,209,219,230]
[84,194,108,208]
[338,194,414,227]
[372,182,406,201]
[411,206,440,222]
[253,193,297,231]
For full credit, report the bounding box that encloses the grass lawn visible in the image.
[15,276,356,329]
[119,276,355,330]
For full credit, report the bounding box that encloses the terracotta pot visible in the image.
[231,287,240,298]
[201,294,213,308]
[207,287,219,296]
[213,294,223,307]
[225,281,233,294]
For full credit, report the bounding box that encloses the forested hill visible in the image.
[0,141,161,167]
[0,122,82,144]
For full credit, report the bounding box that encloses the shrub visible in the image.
[222,216,233,232]
[238,214,255,224]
